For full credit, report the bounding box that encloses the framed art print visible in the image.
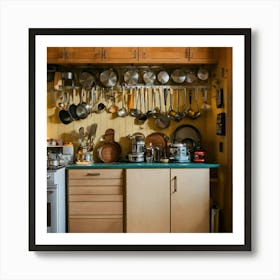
[29,28,251,251]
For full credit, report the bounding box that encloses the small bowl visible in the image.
[160,158,169,163]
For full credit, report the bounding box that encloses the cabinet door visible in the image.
[66,47,102,63]
[188,47,217,63]
[139,47,188,63]
[47,47,66,64]
[102,47,138,63]
[171,168,210,233]
[126,169,170,233]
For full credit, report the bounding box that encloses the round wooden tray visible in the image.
[145,132,167,149]
[98,142,121,163]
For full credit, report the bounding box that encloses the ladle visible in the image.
[193,87,201,119]
[168,88,176,119]
[136,88,147,124]
[186,89,195,118]
[200,88,211,110]
[174,89,184,122]
[130,88,140,117]
[155,88,170,129]
[117,86,128,117]
[151,88,160,118]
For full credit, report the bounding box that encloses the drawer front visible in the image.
[68,169,123,179]
[68,178,123,186]
[69,201,123,215]
[68,217,123,233]
[68,186,122,195]
[69,194,123,202]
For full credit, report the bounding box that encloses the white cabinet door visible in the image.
[171,169,210,233]
[126,169,170,233]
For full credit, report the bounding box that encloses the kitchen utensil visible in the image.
[76,88,88,119]
[143,70,156,85]
[157,71,170,84]
[130,88,141,117]
[79,71,95,89]
[58,92,72,124]
[124,70,139,85]
[174,89,184,122]
[185,70,197,83]
[193,87,201,119]
[68,89,80,120]
[96,88,106,114]
[169,143,191,163]
[54,72,62,90]
[135,88,147,124]
[171,69,186,84]
[57,93,65,110]
[62,72,74,88]
[155,88,170,129]
[172,124,201,144]
[151,88,160,118]
[200,88,211,110]
[145,132,168,150]
[128,152,145,163]
[193,146,207,162]
[186,89,195,118]
[117,86,128,117]
[100,69,118,87]
[197,67,209,81]
[98,142,121,163]
[168,88,176,119]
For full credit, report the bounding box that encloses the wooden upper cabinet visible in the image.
[188,47,217,63]
[102,47,138,63]
[47,47,217,64]
[139,47,188,63]
[47,47,138,64]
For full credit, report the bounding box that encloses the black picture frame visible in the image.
[29,28,251,251]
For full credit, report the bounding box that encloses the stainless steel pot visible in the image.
[169,143,190,162]
[128,152,145,163]
[100,69,118,87]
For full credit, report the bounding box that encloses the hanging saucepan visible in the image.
[76,88,88,119]
[157,71,170,84]
[100,69,118,88]
[143,70,156,85]
[124,70,139,85]
[68,88,80,121]
[171,69,186,84]
[58,92,73,124]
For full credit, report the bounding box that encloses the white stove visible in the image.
[47,167,66,233]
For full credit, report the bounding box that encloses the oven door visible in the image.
[47,185,58,233]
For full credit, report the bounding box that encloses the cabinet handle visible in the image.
[86,172,101,176]
[134,49,137,59]
[173,176,177,193]
[103,49,106,59]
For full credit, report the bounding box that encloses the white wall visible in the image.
[0,0,279,280]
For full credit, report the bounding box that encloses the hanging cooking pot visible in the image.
[100,69,118,88]
[171,69,186,84]
[124,70,139,85]
[68,88,80,120]
[185,69,197,83]
[58,92,73,124]
[76,88,88,119]
[143,71,156,85]
[157,71,169,84]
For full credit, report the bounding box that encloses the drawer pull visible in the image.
[86,173,101,177]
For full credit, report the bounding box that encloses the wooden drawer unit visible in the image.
[67,169,124,233]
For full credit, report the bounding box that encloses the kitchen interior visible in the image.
[46,47,232,234]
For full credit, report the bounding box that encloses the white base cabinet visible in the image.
[126,168,209,233]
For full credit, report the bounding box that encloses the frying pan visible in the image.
[76,88,88,119]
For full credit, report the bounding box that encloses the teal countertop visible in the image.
[67,162,220,169]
